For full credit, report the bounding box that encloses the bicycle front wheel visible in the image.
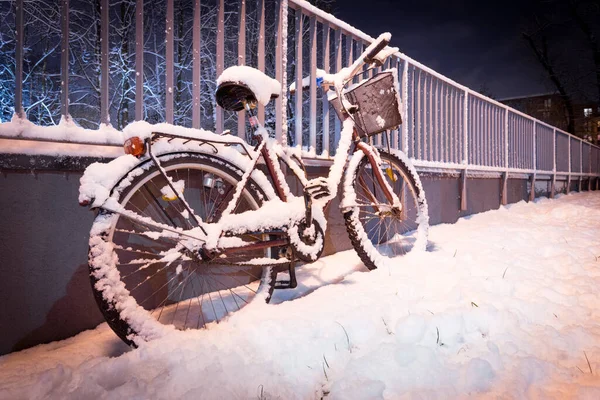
[88,152,277,346]
[342,149,428,270]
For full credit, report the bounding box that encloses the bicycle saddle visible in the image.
[216,66,280,112]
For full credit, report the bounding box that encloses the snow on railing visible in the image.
[3,0,600,199]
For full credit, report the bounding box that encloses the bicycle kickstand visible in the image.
[274,258,297,289]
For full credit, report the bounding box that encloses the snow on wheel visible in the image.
[342,149,429,270]
[88,153,276,346]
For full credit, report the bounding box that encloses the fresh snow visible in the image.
[216,65,282,107]
[2,192,600,399]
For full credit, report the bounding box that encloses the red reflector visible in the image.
[124,137,145,157]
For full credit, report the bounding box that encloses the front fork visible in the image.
[353,140,402,213]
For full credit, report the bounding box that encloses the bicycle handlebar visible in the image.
[364,36,390,64]
[333,32,393,87]
[289,32,394,93]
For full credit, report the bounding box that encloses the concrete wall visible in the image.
[0,154,585,356]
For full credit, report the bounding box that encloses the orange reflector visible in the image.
[124,136,146,157]
[385,167,397,182]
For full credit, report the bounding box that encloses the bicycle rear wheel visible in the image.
[342,149,428,270]
[88,152,277,346]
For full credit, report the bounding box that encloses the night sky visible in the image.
[333,0,547,100]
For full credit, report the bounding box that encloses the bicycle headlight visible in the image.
[124,136,146,157]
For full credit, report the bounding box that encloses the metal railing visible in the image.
[4,0,600,200]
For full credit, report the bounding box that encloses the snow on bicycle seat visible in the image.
[216,66,281,112]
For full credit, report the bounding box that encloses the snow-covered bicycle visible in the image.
[79,33,429,346]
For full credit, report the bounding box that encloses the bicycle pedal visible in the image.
[304,179,331,200]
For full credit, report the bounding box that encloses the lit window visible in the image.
[584,108,592,117]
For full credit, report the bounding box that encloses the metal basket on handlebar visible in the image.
[329,71,402,137]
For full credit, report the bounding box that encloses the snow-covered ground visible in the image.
[2,192,600,399]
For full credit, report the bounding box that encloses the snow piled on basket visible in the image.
[2,192,600,399]
[216,65,282,106]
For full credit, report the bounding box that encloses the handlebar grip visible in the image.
[364,37,390,64]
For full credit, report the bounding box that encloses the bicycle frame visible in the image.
[101,33,401,260]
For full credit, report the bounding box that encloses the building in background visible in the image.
[499,94,600,142]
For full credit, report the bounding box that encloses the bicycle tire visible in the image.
[88,152,277,346]
[342,149,428,270]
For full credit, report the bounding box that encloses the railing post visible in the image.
[402,60,409,155]
[100,0,109,125]
[61,0,69,120]
[14,0,24,118]
[237,0,246,137]
[567,138,571,193]
[460,91,468,211]
[257,0,265,124]
[215,0,224,132]
[275,0,288,145]
[308,15,317,153]
[579,141,583,191]
[321,21,330,155]
[550,128,556,198]
[192,0,202,128]
[333,29,342,150]
[530,121,536,201]
[294,11,303,148]
[501,107,509,205]
[135,0,144,121]
[165,0,174,124]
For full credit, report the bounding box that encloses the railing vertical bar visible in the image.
[433,78,439,161]
[415,69,421,159]
[165,0,174,124]
[276,0,287,145]
[491,106,495,166]
[215,0,224,132]
[551,128,556,197]
[257,0,265,124]
[372,58,379,147]
[346,35,353,72]
[321,21,330,155]
[464,92,469,165]
[442,84,447,162]
[438,81,443,161]
[334,29,342,147]
[428,76,433,161]
[236,0,246,136]
[308,15,317,153]
[531,120,538,171]
[473,98,477,165]
[486,101,490,166]
[389,57,397,149]
[449,89,454,163]
[101,0,109,125]
[481,101,485,165]
[402,60,409,154]
[461,90,469,210]
[61,0,69,119]
[490,104,495,166]
[294,11,303,148]
[580,140,583,175]
[14,0,24,118]
[136,0,144,121]
[504,110,508,169]
[567,137,571,192]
